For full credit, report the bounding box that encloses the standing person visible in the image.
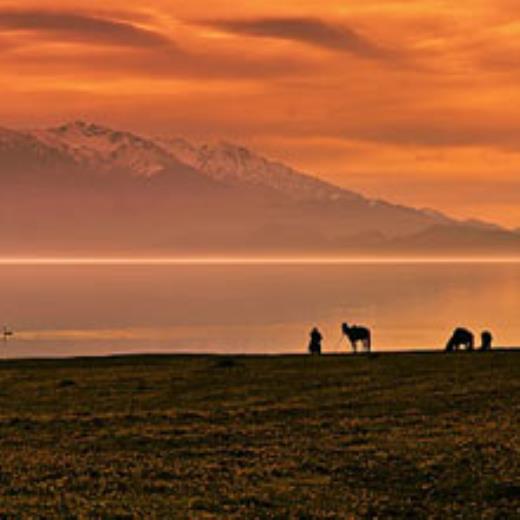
[308,327,323,355]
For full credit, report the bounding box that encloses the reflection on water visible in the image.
[0,262,519,357]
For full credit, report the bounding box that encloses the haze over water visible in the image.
[1,260,519,358]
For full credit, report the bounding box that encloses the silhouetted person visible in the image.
[445,327,474,352]
[480,330,493,351]
[308,327,323,355]
[342,322,371,353]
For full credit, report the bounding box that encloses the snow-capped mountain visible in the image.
[29,121,370,204]
[26,121,454,230]
[0,121,517,255]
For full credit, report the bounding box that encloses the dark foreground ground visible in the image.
[0,351,518,518]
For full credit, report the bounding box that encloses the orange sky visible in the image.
[1,1,520,227]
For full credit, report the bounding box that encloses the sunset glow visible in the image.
[1,4,520,513]
[2,1,520,226]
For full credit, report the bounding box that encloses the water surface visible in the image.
[1,262,518,357]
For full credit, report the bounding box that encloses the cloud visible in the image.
[0,9,171,47]
[194,17,392,59]
[0,9,317,80]
[290,118,520,151]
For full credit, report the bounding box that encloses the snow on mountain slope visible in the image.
[161,137,365,203]
[31,121,177,177]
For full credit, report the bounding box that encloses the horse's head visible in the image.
[341,322,349,334]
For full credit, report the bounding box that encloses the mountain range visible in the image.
[0,120,518,256]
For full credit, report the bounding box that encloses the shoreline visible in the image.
[1,347,519,364]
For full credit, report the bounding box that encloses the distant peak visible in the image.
[46,121,154,149]
[52,120,113,136]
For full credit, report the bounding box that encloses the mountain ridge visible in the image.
[0,120,517,255]
[26,120,501,228]
[29,121,454,217]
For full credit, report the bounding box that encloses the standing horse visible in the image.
[342,322,371,353]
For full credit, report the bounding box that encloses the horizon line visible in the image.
[0,256,519,265]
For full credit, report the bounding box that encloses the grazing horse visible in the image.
[445,327,474,352]
[342,322,371,353]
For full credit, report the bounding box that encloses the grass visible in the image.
[0,351,518,517]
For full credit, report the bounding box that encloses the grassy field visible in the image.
[0,351,518,518]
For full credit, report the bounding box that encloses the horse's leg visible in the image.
[366,334,371,352]
[351,340,357,354]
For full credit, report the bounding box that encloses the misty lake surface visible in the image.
[1,262,519,358]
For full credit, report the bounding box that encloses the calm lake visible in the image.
[1,262,519,358]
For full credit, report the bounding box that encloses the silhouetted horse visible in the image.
[445,327,474,352]
[308,327,323,355]
[342,322,371,353]
[480,330,493,351]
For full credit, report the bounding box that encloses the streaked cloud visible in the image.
[194,17,392,59]
[0,9,171,47]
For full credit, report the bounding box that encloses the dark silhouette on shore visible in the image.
[342,322,371,353]
[308,327,323,355]
[2,326,13,343]
[480,330,493,351]
[445,327,474,352]
[304,323,499,355]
